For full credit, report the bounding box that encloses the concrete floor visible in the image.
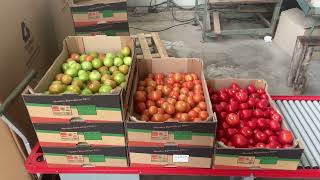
[129,11,320,96]
[128,10,320,180]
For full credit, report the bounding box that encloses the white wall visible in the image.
[127,0,204,7]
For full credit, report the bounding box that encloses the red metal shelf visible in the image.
[24,96,320,178]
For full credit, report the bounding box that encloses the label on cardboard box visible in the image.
[88,11,100,19]
[84,132,102,140]
[173,155,189,163]
[237,156,255,165]
[174,131,192,140]
[52,105,72,116]
[151,154,168,162]
[66,155,84,163]
[60,132,79,141]
[89,155,105,162]
[151,131,169,140]
[76,105,97,115]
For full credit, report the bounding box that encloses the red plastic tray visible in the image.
[24,96,320,178]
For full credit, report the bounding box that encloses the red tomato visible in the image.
[145,86,155,93]
[271,113,282,122]
[227,88,237,97]
[257,118,267,130]
[156,98,166,107]
[146,100,156,108]
[247,120,257,129]
[193,79,201,85]
[229,98,238,104]
[230,83,240,91]
[184,74,193,81]
[255,143,266,148]
[175,101,188,113]
[268,135,278,143]
[157,108,165,114]
[165,104,175,115]
[278,130,293,145]
[220,102,228,110]
[155,79,164,85]
[188,110,198,119]
[226,102,239,113]
[151,114,165,122]
[239,109,252,120]
[232,134,249,148]
[166,77,175,85]
[218,92,229,102]
[225,113,240,127]
[162,85,172,96]
[256,99,269,109]
[148,91,162,101]
[194,84,203,91]
[219,112,228,120]
[253,109,264,118]
[185,81,194,90]
[256,88,266,94]
[269,120,281,132]
[193,107,201,113]
[135,102,146,113]
[135,91,147,102]
[163,114,171,121]
[220,121,230,129]
[247,84,256,94]
[180,113,190,122]
[263,110,271,118]
[147,80,157,88]
[167,98,177,105]
[247,98,257,108]
[211,94,219,103]
[264,129,274,136]
[198,101,207,110]
[266,141,281,148]
[186,96,195,107]
[148,106,158,115]
[240,127,253,138]
[254,131,268,143]
[226,128,238,138]
[137,86,145,91]
[178,94,187,101]
[283,144,292,148]
[180,87,189,95]
[249,93,260,98]
[248,138,255,145]
[260,94,269,100]
[154,73,164,80]
[143,109,151,117]
[173,73,183,82]
[239,103,249,110]
[169,91,179,99]
[239,120,248,128]
[193,94,204,103]
[235,91,248,102]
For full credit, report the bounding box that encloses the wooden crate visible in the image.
[131,33,168,60]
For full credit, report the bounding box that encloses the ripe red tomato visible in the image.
[154,73,164,80]
[248,138,255,145]
[219,92,229,102]
[239,109,252,120]
[162,85,172,96]
[254,131,268,143]
[166,77,175,85]
[226,102,239,113]
[135,91,147,102]
[266,141,281,148]
[240,127,253,138]
[229,98,238,104]
[185,81,194,90]
[247,97,257,108]
[173,73,183,82]
[239,103,249,110]
[247,84,256,94]
[255,143,266,148]
[283,144,292,148]
[220,121,230,129]
[235,91,248,102]
[278,130,293,145]
[271,113,282,122]
[268,135,278,143]
[149,106,158,115]
[225,128,237,138]
[247,120,257,129]
[239,121,248,128]
[146,100,156,108]
[167,98,177,105]
[249,93,260,98]
[253,109,264,118]
[180,87,189,95]
[156,98,166,107]
[193,94,204,103]
[232,134,249,148]
[256,118,267,130]
[152,114,165,122]
[148,91,162,101]
[256,99,269,109]
[198,101,207,110]
[169,91,179,99]
[230,83,240,91]
[225,113,240,127]
[269,120,281,132]
[199,111,209,120]
[180,113,190,122]
[260,94,269,100]
[175,101,188,113]
[165,104,175,115]
[264,129,274,136]
[188,110,198,120]
[227,88,237,97]
[256,88,266,95]
[263,110,271,118]
[211,94,219,103]
[135,102,146,113]
[219,112,228,120]
[219,102,228,110]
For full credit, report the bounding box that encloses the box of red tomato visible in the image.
[127,58,217,168]
[208,78,303,170]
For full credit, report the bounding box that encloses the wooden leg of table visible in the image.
[270,0,283,35]
[212,12,221,35]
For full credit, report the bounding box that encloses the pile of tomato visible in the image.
[209,83,294,148]
[134,72,209,122]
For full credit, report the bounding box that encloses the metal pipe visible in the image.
[285,100,320,166]
[276,101,314,167]
[300,101,320,132]
[312,101,320,113]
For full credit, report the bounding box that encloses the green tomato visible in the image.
[123,57,132,66]
[78,70,87,76]
[119,82,127,88]
[81,61,93,71]
[70,62,81,71]
[121,46,131,57]
[66,85,81,94]
[109,66,118,73]
[119,65,129,75]
[99,85,113,93]
[89,52,98,58]
[87,80,101,93]
[72,79,84,89]
[113,73,125,85]
[62,63,69,72]
[78,73,89,82]
[114,57,123,67]
[102,79,117,88]
[65,68,78,77]
[106,52,115,59]
[92,58,103,69]
[116,51,124,59]
[79,54,87,62]
[89,70,101,81]
[81,88,93,95]
[103,57,114,67]
[67,60,77,66]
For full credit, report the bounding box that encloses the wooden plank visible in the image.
[256,13,271,27]
[209,0,279,5]
[288,38,307,87]
[137,33,152,60]
[238,5,269,13]
[137,53,160,60]
[151,32,168,58]
[212,12,221,35]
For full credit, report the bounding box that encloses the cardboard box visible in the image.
[70,0,129,36]
[129,146,213,168]
[22,35,135,123]
[42,146,128,167]
[34,122,125,147]
[208,78,304,170]
[127,58,216,147]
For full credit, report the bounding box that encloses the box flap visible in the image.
[281,8,316,29]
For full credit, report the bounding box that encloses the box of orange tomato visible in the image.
[127,58,217,168]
